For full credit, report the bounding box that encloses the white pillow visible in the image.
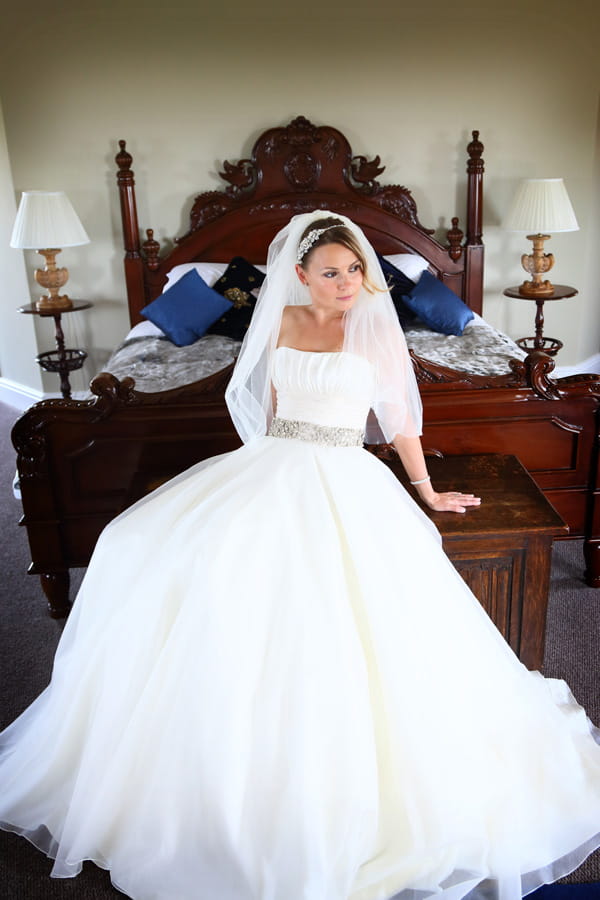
[125,320,165,340]
[164,262,228,290]
[384,253,430,283]
[164,261,268,291]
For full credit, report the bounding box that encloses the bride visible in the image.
[0,211,599,900]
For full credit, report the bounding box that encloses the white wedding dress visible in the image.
[1,347,600,900]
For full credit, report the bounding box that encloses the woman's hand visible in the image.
[422,490,481,514]
[390,434,481,514]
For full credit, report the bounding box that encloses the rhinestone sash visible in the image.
[268,417,364,448]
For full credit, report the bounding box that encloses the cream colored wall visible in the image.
[1,0,599,395]
[0,99,44,399]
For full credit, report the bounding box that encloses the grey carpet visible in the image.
[0,400,598,896]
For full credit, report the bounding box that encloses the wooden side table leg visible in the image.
[53,314,72,399]
[40,572,71,618]
[534,299,546,350]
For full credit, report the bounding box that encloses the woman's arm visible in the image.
[392,434,481,514]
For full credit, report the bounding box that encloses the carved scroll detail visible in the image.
[409,349,578,400]
[12,398,91,479]
[88,373,140,421]
[186,191,236,235]
[508,352,561,400]
[410,352,522,387]
[371,186,435,234]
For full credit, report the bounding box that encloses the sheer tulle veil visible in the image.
[225,210,423,444]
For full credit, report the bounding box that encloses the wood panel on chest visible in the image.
[380,453,568,670]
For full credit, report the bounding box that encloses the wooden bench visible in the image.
[384,453,568,671]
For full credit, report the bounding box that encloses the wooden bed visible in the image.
[12,116,600,620]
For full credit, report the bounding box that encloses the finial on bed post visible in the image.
[116,140,146,324]
[143,229,161,270]
[447,217,464,260]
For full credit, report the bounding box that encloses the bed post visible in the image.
[115,140,146,322]
[464,130,484,315]
[584,405,600,587]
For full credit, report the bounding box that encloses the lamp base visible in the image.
[34,248,74,312]
[516,279,555,298]
[35,294,74,312]
[518,233,555,297]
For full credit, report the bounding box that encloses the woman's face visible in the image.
[295,243,364,313]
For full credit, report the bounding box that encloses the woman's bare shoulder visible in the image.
[278,305,307,346]
[281,305,306,322]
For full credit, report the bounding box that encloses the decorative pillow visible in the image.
[401,270,474,336]
[377,254,417,326]
[384,252,430,283]
[141,269,233,347]
[206,257,267,341]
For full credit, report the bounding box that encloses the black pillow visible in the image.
[206,257,266,340]
[377,254,418,327]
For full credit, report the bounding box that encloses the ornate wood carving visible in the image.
[219,158,255,195]
[177,116,441,240]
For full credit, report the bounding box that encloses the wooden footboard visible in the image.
[12,354,600,616]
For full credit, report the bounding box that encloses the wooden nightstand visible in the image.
[382,453,568,670]
[503,284,577,356]
[19,300,93,399]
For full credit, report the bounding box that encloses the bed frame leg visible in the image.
[40,572,71,618]
[583,540,600,588]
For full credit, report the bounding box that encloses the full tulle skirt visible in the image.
[1,437,599,900]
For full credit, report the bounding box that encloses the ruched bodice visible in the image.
[272,347,375,430]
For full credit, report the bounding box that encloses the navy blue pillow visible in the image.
[207,257,266,341]
[402,270,474,336]
[141,270,233,347]
[376,254,417,326]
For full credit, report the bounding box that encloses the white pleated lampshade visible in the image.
[503,178,579,234]
[10,191,90,249]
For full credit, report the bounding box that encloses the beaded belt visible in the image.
[268,417,364,448]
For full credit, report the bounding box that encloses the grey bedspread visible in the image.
[100,319,526,394]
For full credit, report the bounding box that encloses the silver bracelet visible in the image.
[410,475,431,486]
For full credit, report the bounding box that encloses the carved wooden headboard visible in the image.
[116,116,484,325]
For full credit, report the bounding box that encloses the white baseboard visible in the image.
[0,377,91,412]
[0,378,44,411]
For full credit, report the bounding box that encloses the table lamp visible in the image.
[503,178,578,297]
[10,190,90,311]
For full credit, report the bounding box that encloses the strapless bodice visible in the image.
[272,347,375,430]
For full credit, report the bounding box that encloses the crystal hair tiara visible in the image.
[296,225,342,263]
